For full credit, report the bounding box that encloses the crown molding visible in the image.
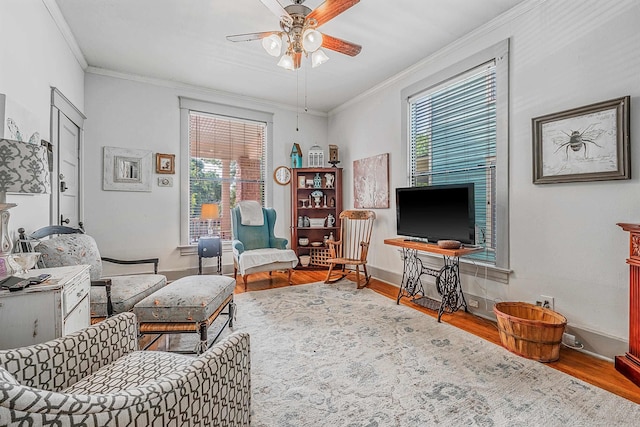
[85,66,327,118]
[328,0,546,116]
[41,0,88,69]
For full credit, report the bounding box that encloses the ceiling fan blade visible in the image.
[307,0,360,27]
[259,0,292,25]
[226,31,279,42]
[321,34,362,56]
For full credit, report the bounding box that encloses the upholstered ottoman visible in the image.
[133,275,236,354]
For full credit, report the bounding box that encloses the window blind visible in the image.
[409,61,497,263]
[188,111,266,243]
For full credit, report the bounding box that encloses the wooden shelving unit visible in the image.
[291,167,342,268]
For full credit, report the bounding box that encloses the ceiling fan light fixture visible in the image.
[302,28,323,52]
[262,34,282,57]
[311,49,329,68]
[277,53,295,71]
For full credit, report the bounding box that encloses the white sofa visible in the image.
[0,312,250,426]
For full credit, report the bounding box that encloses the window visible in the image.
[180,98,273,245]
[402,41,509,270]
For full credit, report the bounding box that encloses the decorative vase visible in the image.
[313,173,322,188]
[299,255,311,267]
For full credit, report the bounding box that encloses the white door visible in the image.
[58,113,80,226]
[51,88,85,228]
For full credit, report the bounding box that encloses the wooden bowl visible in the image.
[437,240,461,249]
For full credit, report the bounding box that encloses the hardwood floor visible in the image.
[235,269,640,405]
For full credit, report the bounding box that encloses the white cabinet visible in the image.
[0,265,91,349]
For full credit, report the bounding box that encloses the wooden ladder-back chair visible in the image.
[324,210,376,289]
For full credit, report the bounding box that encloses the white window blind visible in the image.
[409,61,497,264]
[188,111,266,243]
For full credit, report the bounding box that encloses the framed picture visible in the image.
[103,146,152,192]
[532,96,630,184]
[156,153,175,174]
[353,153,390,208]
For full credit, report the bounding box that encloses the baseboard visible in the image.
[367,265,626,361]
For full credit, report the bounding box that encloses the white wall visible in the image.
[83,72,328,275]
[0,0,85,241]
[329,0,640,350]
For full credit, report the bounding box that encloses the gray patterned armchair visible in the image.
[0,312,251,426]
[18,225,167,320]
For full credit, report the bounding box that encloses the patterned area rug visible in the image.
[177,281,640,426]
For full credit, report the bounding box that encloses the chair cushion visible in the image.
[133,275,235,323]
[91,274,166,317]
[63,351,193,394]
[35,234,102,280]
[236,248,298,275]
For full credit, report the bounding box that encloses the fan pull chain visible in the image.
[296,68,300,132]
[304,64,308,112]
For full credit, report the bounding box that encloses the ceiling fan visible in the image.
[226,0,362,70]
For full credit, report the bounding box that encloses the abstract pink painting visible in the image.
[353,153,389,208]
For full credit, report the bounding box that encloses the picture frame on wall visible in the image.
[353,153,390,208]
[532,96,630,184]
[103,146,152,192]
[156,153,175,174]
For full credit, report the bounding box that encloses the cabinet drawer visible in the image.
[63,270,90,317]
[64,295,89,335]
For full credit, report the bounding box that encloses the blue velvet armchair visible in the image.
[231,205,298,289]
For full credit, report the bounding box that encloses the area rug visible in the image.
[175,281,639,426]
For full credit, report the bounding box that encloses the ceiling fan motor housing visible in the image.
[282,4,314,54]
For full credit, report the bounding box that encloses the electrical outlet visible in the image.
[468,299,479,308]
[562,332,576,347]
[536,295,554,310]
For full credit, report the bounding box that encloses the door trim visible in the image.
[50,87,86,226]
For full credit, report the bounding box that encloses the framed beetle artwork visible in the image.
[532,96,630,184]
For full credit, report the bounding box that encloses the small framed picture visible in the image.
[298,175,306,188]
[156,153,175,174]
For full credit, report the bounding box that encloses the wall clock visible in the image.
[274,166,291,185]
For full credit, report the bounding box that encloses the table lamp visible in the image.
[0,138,51,261]
[200,203,219,236]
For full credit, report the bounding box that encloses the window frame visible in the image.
[400,40,510,275]
[179,97,274,247]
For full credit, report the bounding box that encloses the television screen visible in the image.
[395,184,475,244]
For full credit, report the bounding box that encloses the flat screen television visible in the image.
[395,183,475,244]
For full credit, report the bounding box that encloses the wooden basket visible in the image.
[493,302,567,362]
[310,248,331,266]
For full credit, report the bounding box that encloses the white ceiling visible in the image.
[54,0,526,112]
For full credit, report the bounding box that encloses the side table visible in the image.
[0,265,91,349]
[198,237,222,274]
[384,238,482,322]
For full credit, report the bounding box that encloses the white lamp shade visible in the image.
[277,53,295,71]
[262,34,282,57]
[0,138,50,194]
[312,49,330,68]
[302,29,323,52]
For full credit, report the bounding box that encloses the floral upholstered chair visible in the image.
[231,202,298,289]
[0,312,251,425]
[18,226,166,321]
